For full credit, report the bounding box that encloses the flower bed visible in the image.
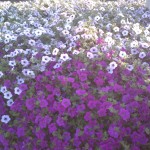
[0,0,150,149]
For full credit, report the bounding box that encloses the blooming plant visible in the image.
[0,0,150,150]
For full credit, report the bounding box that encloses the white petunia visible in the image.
[60,54,70,61]
[139,52,146,59]
[122,30,128,36]
[53,63,61,69]
[64,24,71,30]
[87,52,94,59]
[17,78,25,85]
[101,46,108,52]
[62,30,69,35]
[43,50,51,55]
[27,70,35,78]
[75,27,83,34]
[109,61,118,70]
[22,69,30,76]
[144,30,149,36]
[133,27,142,35]
[107,67,113,74]
[130,41,139,48]
[105,36,113,43]
[114,34,121,39]
[0,86,7,94]
[39,65,46,72]
[0,71,4,78]
[131,49,139,55]
[142,62,149,67]
[69,42,76,47]
[14,87,22,95]
[42,56,51,63]
[59,44,66,49]
[119,51,127,58]
[70,14,75,20]
[113,27,119,32]
[8,60,16,67]
[4,91,12,99]
[72,50,80,55]
[28,39,36,46]
[1,115,11,124]
[5,34,11,40]
[34,29,43,36]
[94,16,100,21]
[66,18,72,24]
[90,47,98,53]
[141,43,149,49]
[127,65,134,71]
[52,48,59,55]
[7,99,14,107]
[67,47,72,52]
[21,59,30,67]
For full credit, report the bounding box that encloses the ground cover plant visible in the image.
[0,0,150,149]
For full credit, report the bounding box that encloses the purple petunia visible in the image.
[56,116,65,127]
[26,98,35,111]
[76,89,86,96]
[61,98,71,108]
[119,108,130,121]
[48,123,57,133]
[17,127,25,137]
[84,112,92,121]
[108,125,119,138]
[39,99,48,108]
[98,108,107,117]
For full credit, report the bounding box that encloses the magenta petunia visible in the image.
[108,125,119,138]
[61,98,71,108]
[63,132,71,142]
[48,123,57,133]
[19,83,28,91]
[131,132,148,145]
[39,116,52,129]
[119,108,130,121]
[87,100,97,109]
[25,98,35,111]
[36,130,45,140]
[39,99,48,108]
[17,127,25,137]
[98,109,107,117]
[67,77,75,83]
[4,80,11,88]
[84,112,92,121]
[56,116,65,127]
[76,89,86,96]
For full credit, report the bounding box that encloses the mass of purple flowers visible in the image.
[0,0,150,149]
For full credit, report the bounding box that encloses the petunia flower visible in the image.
[119,108,130,121]
[0,86,7,94]
[7,99,14,107]
[61,98,71,108]
[1,115,11,124]
[4,91,12,99]
[52,48,59,55]
[14,87,22,95]
[109,61,118,70]
[119,51,127,58]
[60,54,70,61]
[139,52,146,59]
[76,89,86,96]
